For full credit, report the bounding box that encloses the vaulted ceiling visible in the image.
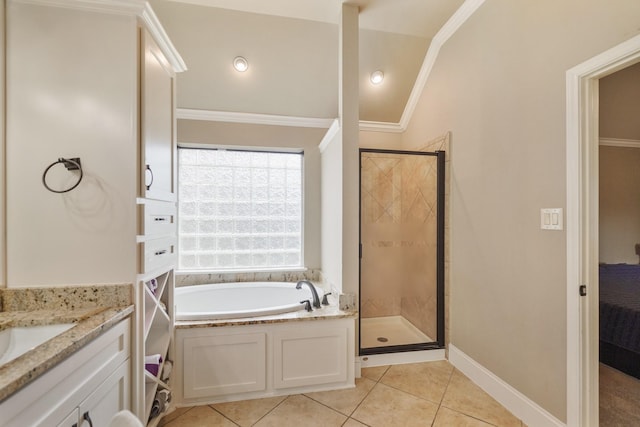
[152,0,465,123]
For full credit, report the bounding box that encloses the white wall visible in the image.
[320,128,343,290]
[6,3,138,287]
[400,0,640,421]
[177,119,325,270]
[0,0,5,287]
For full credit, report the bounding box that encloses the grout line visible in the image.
[208,405,241,426]
[248,395,290,426]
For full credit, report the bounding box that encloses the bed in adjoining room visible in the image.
[599,263,640,379]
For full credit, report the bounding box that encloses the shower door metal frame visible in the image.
[358,148,445,356]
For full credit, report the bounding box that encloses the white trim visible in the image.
[358,120,404,133]
[359,349,445,368]
[13,0,145,14]
[448,345,565,427]
[599,137,640,148]
[319,119,340,153]
[140,3,187,72]
[14,0,187,73]
[177,108,335,129]
[566,33,640,427]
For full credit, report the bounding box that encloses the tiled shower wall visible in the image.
[360,134,449,342]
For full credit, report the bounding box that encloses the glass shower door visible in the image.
[359,149,444,354]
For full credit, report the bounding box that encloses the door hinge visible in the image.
[579,285,587,296]
[359,243,362,259]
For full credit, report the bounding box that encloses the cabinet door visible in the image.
[56,409,78,427]
[141,28,176,202]
[77,361,130,427]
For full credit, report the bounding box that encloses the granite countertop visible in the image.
[0,284,134,403]
[175,300,357,329]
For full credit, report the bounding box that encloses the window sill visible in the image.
[176,267,308,276]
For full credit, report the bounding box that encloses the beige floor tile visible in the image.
[211,396,287,426]
[162,405,237,427]
[253,395,346,427]
[343,418,369,427]
[441,370,520,427]
[158,407,193,426]
[361,365,389,382]
[351,382,439,427]
[433,406,493,426]
[305,377,376,415]
[380,360,453,404]
[599,363,640,426]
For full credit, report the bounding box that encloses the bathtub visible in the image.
[174,281,324,321]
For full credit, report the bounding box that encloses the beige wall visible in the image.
[177,119,326,270]
[599,63,640,264]
[400,0,640,421]
[599,62,640,140]
[359,30,429,123]
[339,5,361,298]
[150,0,339,119]
[599,146,640,264]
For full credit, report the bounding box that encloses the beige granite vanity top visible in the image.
[175,303,357,329]
[0,284,133,402]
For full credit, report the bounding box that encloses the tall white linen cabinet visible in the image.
[5,0,186,424]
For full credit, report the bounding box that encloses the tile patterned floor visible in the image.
[159,361,525,427]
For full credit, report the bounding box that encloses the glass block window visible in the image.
[178,147,303,270]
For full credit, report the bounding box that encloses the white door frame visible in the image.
[566,34,640,427]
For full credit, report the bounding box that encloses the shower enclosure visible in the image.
[359,149,444,355]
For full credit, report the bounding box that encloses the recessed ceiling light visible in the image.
[233,56,248,72]
[370,70,384,85]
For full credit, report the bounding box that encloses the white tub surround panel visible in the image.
[175,317,355,405]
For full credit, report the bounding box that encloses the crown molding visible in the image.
[177,108,335,129]
[319,119,341,153]
[599,137,640,148]
[141,3,187,72]
[12,0,186,73]
[358,120,404,133]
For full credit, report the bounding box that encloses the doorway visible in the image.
[566,34,640,427]
[358,149,445,356]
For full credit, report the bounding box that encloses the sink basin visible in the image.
[0,323,75,365]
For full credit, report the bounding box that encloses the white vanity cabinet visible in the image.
[0,319,130,427]
[141,29,177,203]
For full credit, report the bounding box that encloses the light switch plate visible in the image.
[541,208,563,230]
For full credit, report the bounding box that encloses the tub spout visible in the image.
[296,280,321,309]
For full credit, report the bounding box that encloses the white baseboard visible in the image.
[448,345,565,427]
[359,348,446,368]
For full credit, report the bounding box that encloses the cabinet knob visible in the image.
[145,165,154,190]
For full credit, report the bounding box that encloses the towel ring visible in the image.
[42,157,83,193]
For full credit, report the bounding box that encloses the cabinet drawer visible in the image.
[139,200,176,237]
[140,238,176,274]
